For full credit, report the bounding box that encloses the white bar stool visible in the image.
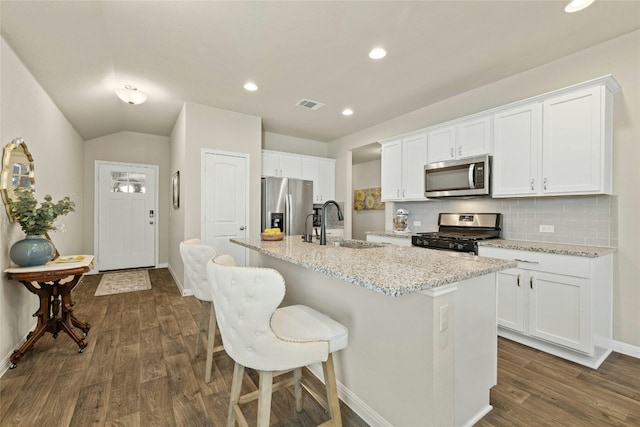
[179,239,224,383]
[208,254,348,427]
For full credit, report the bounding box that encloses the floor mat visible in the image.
[95,269,151,296]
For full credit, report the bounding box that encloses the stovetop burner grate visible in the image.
[412,213,502,254]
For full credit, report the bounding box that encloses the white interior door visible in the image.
[202,151,248,266]
[96,162,157,271]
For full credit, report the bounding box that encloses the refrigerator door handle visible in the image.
[286,193,292,234]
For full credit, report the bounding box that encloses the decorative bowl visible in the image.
[261,233,284,241]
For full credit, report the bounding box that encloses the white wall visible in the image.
[169,102,262,292]
[0,38,85,368]
[83,131,171,265]
[263,131,328,157]
[329,30,640,349]
[352,159,385,240]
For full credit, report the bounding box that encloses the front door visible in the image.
[96,161,157,271]
[202,151,248,266]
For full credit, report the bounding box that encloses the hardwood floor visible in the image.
[478,338,640,427]
[1,267,639,426]
[0,268,367,427]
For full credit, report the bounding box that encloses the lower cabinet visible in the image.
[479,246,613,368]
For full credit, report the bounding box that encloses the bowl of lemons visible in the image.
[261,228,284,241]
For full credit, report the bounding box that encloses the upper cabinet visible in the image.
[493,103,542,196]
[262,150,303,179]
[493,77,618,198]
[302,156,335,203]
[427,116,492,163]
[262,150,335,203]
[381,132,427,201]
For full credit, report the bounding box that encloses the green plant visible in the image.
[8,186,75,235]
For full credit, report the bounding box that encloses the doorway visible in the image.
[351,143,384,240]
[202,150,249,266]
[95,161,158,271]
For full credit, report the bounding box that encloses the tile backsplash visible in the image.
[398,195,617,248]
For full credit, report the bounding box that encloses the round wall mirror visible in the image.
[1,137,35,222]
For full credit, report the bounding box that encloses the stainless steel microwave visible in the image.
[424,155,491,198]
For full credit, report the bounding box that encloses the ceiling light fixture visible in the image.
[565,0,595,13]
[244,82,258,91]
[342,108,354,116]
[369,47,387,60]
[115,85,147,105]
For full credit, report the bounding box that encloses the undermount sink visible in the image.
[333,240,385,249]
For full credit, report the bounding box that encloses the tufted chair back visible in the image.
[180,239,217,302]
[208,256,328,372]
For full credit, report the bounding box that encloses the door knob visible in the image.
[239,226,246,230]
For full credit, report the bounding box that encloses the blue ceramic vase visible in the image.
[10,235,56,267]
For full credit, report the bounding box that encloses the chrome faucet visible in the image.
[320,200,344,245]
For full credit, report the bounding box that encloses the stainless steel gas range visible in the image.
[411,213,502,255]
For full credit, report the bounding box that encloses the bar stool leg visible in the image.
[257,370,274,427]
[205,303,217,383]
[322,354,342,427]
[196,301,209,356]
[228,363,244,427]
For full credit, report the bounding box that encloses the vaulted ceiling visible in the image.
[2,1,639,143]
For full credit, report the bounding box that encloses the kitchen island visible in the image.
[231,236,516,427]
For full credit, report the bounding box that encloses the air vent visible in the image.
[296,99,325,110]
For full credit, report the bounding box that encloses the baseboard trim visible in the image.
[166,264,191,296]
[306,363,393,427]
[612,340,640,359]
[0,323,36,377]
[463,405,493,427]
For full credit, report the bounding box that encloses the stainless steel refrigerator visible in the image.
[261,177,313,235]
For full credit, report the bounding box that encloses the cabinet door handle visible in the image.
[514,258,539,264]
[530,178,535,191]
[458,145,462,156]
[402,189,405,198]
[397,189,400,198]
[530,276,534,289]
[516,274,521,287]
[544,177,548,191]
[450,147,454,158]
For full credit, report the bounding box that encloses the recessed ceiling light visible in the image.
[342,108,354,116]
[244,82,258,91]
[115,85,147,105]
[565,0,595,13]
[368,47,387,60]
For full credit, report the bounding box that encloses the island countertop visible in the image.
[231,236,516,297]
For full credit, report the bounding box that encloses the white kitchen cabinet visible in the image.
[427,116,491,163]
[492,77,618,198]
[380,139,402,201]
[262,150,303,178]
[541,86,607,194]
[478,246,612,368]
[303,156,335,203]
[381,132,427,201]
[492,103,542,196]
[366,233,412,247]
[495,268,525,333]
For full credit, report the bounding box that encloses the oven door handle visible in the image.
[468,163,476,189]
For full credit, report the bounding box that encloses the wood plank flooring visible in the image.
[478,338,640,427]
[1,267,639,426]
[0,268,366,427]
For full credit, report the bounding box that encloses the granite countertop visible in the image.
[478,239,616,258]
[366,231,413,239]
[231,236,516,297]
